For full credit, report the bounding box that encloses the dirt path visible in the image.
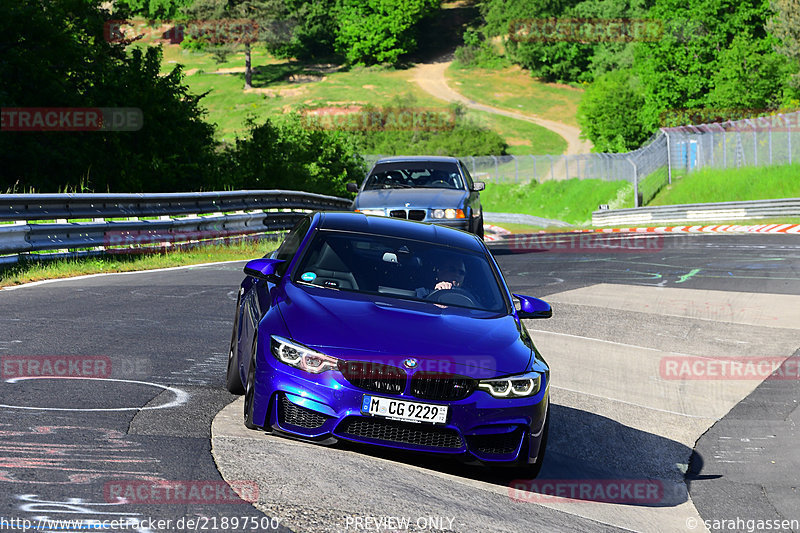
[411,59,593,155]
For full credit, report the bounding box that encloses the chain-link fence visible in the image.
[362,110,800,207]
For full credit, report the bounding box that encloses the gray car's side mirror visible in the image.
[472,182,485,192]
[514,294,552,319]
[346,182,359,193]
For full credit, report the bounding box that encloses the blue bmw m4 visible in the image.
[226,211,552,477]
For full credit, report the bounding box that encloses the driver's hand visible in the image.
[434,281,453,290]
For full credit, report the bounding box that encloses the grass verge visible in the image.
[649,164,800,206]
[0,238,279,288]
[446,63,584,128]
[482,179,634,225]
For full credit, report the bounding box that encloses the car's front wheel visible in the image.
[472,213,484,239]
[243,338,261,430]
[225,294,245,394]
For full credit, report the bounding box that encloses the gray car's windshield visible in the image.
[293,230,507,313]
[363,162,464,191]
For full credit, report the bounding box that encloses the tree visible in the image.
[577,69,649,152]
[767,0,800,91]
[634,0,785,129]
[113,0,194,19]
[334,0,441,65]
[220,115,366,196]
[182,0,287,89]
[0,0,218,192]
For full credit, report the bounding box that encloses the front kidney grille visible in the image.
[389,209,426,221]
[468,429,525,456]
[279,395,329,429]
[410,371,476,401]
[338,361,406,395]
[338,417,463,449]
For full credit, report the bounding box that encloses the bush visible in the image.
[577,69,650,152]
[219,115,366,197]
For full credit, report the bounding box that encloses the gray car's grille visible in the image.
[389,209,426,221]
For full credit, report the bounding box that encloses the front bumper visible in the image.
[251,356,549,465]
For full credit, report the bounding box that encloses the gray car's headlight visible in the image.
[430,208,465,219]
[356,208,386,216]
[478,372,542,398]
[270,336,339,373]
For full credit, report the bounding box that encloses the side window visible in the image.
[274,217,311,275]
[459,161,474,189]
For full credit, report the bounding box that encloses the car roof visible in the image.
[374,156,461,164]
[315,212,483,251]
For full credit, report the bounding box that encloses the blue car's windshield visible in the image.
[292,230,508,313]
[363,162,464,191]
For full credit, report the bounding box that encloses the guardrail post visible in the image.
[514,156,519,184]
[530,155,536,182]
[548,155,554,181]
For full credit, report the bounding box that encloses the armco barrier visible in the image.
[592,198,800,226]
[0,190,351,262]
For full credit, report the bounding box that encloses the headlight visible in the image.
[356,208,386,216]
[430,208,465,219]
[270,336,339,374]
[478,372,541,398]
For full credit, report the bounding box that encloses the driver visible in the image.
[415,258,466,298]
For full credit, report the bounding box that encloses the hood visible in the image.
[354,189,468,210]
[276,283,530,379]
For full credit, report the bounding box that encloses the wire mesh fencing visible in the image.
[362,110,800,207]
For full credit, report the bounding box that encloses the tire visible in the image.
[243,338,261,430]
[225,295,245,394]
[475,215,485,240]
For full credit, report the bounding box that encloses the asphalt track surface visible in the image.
[0,232,798,532]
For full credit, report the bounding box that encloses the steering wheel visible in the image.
[429,180,450,188]
[425,287,477,306]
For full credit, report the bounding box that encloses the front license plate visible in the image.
[361,395,448,424]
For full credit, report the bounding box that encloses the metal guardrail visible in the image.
[592,198,800,226]
[0,190,352,261]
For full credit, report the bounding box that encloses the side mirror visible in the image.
[346,182,359,193]
[472,182,485,192]
[514,294,552,319]
[244,258,284,283]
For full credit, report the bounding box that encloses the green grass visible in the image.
[144,42,570,154]
[0,238,279,288]
[469,112,567,155]
[481,179,634,225]
[447,62,584,128]
[649,164,800,206]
